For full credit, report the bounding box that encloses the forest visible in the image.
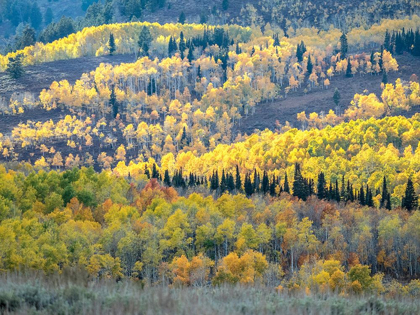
[0,1,419,314]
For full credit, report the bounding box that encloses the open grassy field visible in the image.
[1,271,419,315]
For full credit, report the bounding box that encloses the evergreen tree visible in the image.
[236,43,241,54]
[179,31,186,59]
[178,11,186,24]
[110,86,119,118]
[382,71,388,84]
[402,178,419,211]
[335,180,341,203]
[144,165,150,179]
[296,41,306,62]
[284,173,290,194]
[16,26,36,50]
[235,165,242,191]
[293,164,307,200]
[108,33,116,56]
[187,44,194,62]
[269,176,276,197]
[164,170,171,186]
[244,173,254,197]
[273,34,280,47]
[307,55,313,74]
[262,171,269,194]
[151,164,159,179]
[138,26,152,57]
[359,185,365,206]
[340,32,348,59]
[380,176,388,208]
[366,185,374,207]
[413,31,420,56]
[384,30,391,51]
[333,88,341,107]
[6,54,25,79]
[220,170,227,193]
[227,174,235,192]
[317,172,326,200]
[346,58,352,77]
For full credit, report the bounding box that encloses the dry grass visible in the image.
[0,270,419,315]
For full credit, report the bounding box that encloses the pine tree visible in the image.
[382,71,388,84]
[179,31,186,59]
[262,171,269,194]
[6,54,25,79]
[269,176,276,197]
[108,33,116,56]
[164,170,171,186]
[346,58,352,77]
[144,165,150,179]
[244,173,254,197]
[335,180,341,202]
[110,86,119,118]
[340,32,348,59]
[138,26,152,57]
[227,174,235,192]
[380,176,388,208]
[235,165,242,191]
[284,173,290,194]
[317,172,326,200]
[178,11,186,24]
[402,178,419,211]
[333,88,341,107]
[152,164,159,179]
[307,55,313,74]
[187,44,194,62]
[293,164,307,200]
[220,170,227,193]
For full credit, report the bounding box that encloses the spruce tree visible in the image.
[235,165,242,191]
[222,0,229,11]
[187,44,194,62]
[333,88,341,107]
[179,31,186,59]
[227,174,235,192]
[178,11,186,24]
[346,58,352,77]
[244,173,254,197]
[284,173,290,194]
[316,172,326,200]
[380,176,388,208]
[402,178,419,211]
[307,55,313,74]
[108,33,116,56]
[164,170,171,186]
[220,170,227,193]
[340,32,348,59]
[270,176,276,197]
[293,164,307,200]
[6,54,25,79]
[110,86,119,118]
[151,164,159,179]
[262,171,269,194]
[138,26,152,57]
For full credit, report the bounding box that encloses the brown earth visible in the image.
[236,54,420,134]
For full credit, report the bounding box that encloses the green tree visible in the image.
[178,11,186,24]
[108,33,116,55]
[138,26,152,57]
[333,88,341,107]
[6,54,25,79]
[340,32,348,59]
[402,178,419,211]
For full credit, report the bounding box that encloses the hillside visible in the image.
[0,4,419,310]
